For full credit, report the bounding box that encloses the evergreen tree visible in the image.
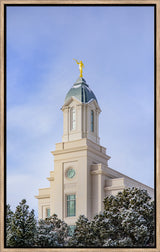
[68,215,95,247]
[6,199,36,247]
[6,188,154,248]
[6,204,14,246]
[68,188,154,248]
[102,187,155,247]
[35,214,68,247]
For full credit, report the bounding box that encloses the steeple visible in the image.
[35,63,154,224]
[62,77,101,144]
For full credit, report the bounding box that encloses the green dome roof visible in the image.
[65,77,98,104]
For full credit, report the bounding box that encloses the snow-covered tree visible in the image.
[102,187,155,247]
[68,188,154,248]
[6,188,154,248]
[68,215,95,247]
[6,204,14,246]
[6,199,36,247]
[35,214,68,247]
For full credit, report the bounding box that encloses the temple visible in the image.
[35,74,153,232]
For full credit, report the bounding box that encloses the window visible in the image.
[67,195,76,217]
[70,107,76,130]
[91,110,94,132]
[46,208,50,217]
[68,225,76,236]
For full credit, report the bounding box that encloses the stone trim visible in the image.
[91,169,109,176]
[47,177,54,181]
[104,185,125,191]
[52,145,110,160]
[51,146,87,155]
[35,194,50,199]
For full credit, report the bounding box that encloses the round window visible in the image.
[66,168,75,178]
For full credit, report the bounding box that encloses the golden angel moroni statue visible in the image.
[73,59,84,77]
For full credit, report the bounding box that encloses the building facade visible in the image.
[35,76,153,229]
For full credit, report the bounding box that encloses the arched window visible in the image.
[70,107,76,130]
[91,110,94,132]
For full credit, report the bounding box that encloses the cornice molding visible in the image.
[35,194,50,199]
[91,169,109,176]
[104,185,125,191]
[52,144,110,160]
[47,177,54,181]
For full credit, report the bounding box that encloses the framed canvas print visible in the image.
[0,1,159,252]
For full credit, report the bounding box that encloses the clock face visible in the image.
[67,168,75,178]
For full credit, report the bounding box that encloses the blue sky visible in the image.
[7,6,154,216]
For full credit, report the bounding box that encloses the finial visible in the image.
[73,59,84,77]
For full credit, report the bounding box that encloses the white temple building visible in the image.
[35,74,153,232]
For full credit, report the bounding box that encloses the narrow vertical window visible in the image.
[91,110,94,132]
[67,195,76,217]
[70,107,76,130]
[46,208,50,217]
